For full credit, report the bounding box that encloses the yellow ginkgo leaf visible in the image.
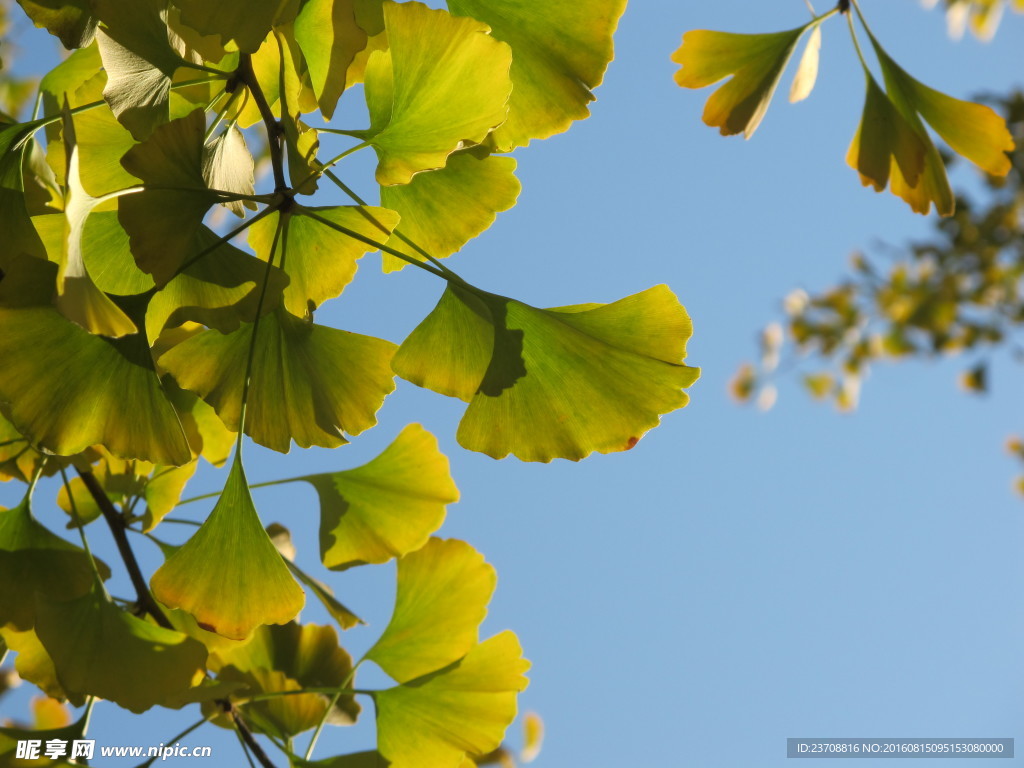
[672,25,811,138]
[788,25,821,103]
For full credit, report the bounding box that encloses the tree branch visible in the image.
[230,707,278,768]
[238,53,288,193]
[76,468,174,630]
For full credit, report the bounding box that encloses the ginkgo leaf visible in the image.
[0,120,47,269]
[0,269,192,464]
[171,0,300,53]
[14,0,97,49]
[870,38,1015,177]
[375,631,530,768]
[249,207,400,316]
[38,42,102,116]
[203,125,256,217]
[293,0,367,120]
[367,538,495,683]
[150,455,305,640]
[788,25,821,103]
[34,581,207,713]
[142,461,198,531]
[0,699,88,764]
[47,103,140,198]
[118,109,220,285]
[0,625,81,704]
[672,25,809,138]
[210,622,360,736]
[393,284,700,462]
[0,494,109,630]
[160,307,397,452]
[94,0,188,140]
[302,424,458,570]
[380,149,520,272]
[446,0,626,151]
[357,1,512,185]
[145,225,288,342]
[78,211,154,296]
[163,376,236,467]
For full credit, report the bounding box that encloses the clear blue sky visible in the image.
[2,1,1023,765]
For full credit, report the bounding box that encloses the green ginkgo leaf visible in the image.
[47,103,140,198]
[145,225,288,342]
[249,207,400,316]
[380,149,520,272]
[0,264,192,465]
[210,622,360,737]
[0,494,110,630]
[94,0,188,140]
[171,0,299,53]
[118,109,220,285]
[0,119,47,269]
[150,455,305,639]
[446,0,626,151]
[34,581,207,713]
[0,624,81,704]
[141,460,198,531]
[393,284,700,462]
[163,376,236,467]
[358,1,512,185]
[302,423,458,570]
[870,37,1015,178]
[77,211,154,296]
[672,25,810,138]
[293,0,367,120]
[14,0,97,49]
[203,125,256,217]
[375,631,530,768]
[160,307,397,452]
[367,538,495,683]
[38,42,102,116]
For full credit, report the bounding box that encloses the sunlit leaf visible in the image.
[447,0,626,151]
[170,0,299,53]
[380,149,520,272]
[672,25,809,138]
[142,461,198,531]
[0,120,47,269]
[376,632,530,768]
[788,25,821,103]
[0,493,109,631]
[357,1,512,185]
[160,307,397,452]
[393,284,700,462]
[211,622,360,737]
[367,538,494,683]
[303,424,458,570]
[163,376,236,467]
[203,125,256,217]
[94,0,188,140]
[47,103,140,198]
[151,455,305,639]
[0,699,87,766]
[249,207,400,316]
[293,0,367,120]
[0,625,80,704]
[118,109,220,285]
[14,0,96,49]
[34,581,207,713]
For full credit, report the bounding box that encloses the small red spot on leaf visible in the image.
[624,436,640,450]
[197,621,218,633]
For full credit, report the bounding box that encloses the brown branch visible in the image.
[76,468,174,630]
[238,53,288,193]
[230,707,278,768]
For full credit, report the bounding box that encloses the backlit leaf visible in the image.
[249,207,400,316]
[163,376,236,467]
[151,455,305,639]
[34,581,207,712]
[788,24,821,103]
[0,625,80,704]
[171,0,299,53]
[446,0,626,151]
[142,460,198,531]
[358,1,512,185]
[160,307,397,452]
[0,699,87,765]
[376,632,530,768]
[293,0,367,120]
[304,424,458,570]
[203,125,256,217]
[367,538,494,683]
[14,0,97,49]
[672,25,809,138]
[0,119,47,269]
[393,284,700,462]
[380,149,520,272]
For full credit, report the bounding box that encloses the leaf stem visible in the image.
[76,467,175,629]
[134,714,216,768]
[176,202,279,275]
[59,466,103,585]
[304,666,359,760]
[846,9,871,73]
[230,708,279,768]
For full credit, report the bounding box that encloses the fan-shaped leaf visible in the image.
[447,0,626,151]
[170,0,299,54]
[0,120,47,269]
[34,581,207,713]
[788,24,821,103]
[163,377,236,467]
[150,455,305,640]
[367,538,494,683]
[293,0,367,120]
[358,1,512,185]
[14,0,96,49]
[160,307,397,453]
[672,25,808,138]
[375,631,530,768]
[303,424,458,570]
[393,284,700,462]
[203,125,256,217]
[0,625,80,704]
[380,149,519,272]
[249,207,400,316]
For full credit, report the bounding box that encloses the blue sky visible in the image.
[2,1,1023,765]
